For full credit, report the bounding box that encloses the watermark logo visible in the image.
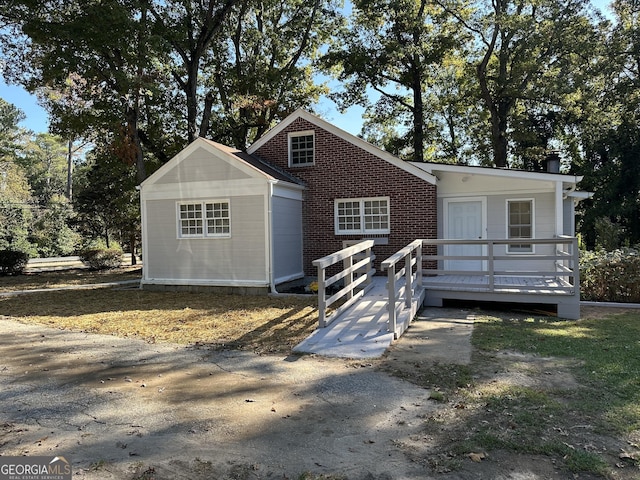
[0,456,71,480]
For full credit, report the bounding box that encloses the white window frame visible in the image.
[335,197,390,235]
[288,130,315,167]
[506,198,534,254]
[177,200,231,239]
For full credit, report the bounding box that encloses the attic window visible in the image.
[178,200,230,238]
[289,131,315,166]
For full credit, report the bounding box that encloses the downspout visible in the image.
[267,181,280,294]
[136,184,146,286]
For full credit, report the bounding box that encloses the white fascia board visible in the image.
[567,191,594,200]
[410,161,583,185]
[271,180,304,200]
[248,109,438,185]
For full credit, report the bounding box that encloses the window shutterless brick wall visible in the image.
[255,118,438,275]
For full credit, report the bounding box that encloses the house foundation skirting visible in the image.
[141,282,269,295]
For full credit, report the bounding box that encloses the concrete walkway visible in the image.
[293,277,424,359]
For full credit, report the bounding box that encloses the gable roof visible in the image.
[140,137,304,188]
[247,109,438,185]
[199,138,304,186]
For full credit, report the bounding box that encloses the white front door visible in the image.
[445,199,486,271]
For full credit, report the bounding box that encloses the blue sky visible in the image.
[0,76,368,136]
[0,0,614,137]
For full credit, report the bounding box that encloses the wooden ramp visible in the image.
[293,277,425,359]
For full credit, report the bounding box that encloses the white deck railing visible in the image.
[422,236,580,294]
[312,240,375,328]
[381,239,423,337]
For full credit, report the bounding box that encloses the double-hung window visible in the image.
[335,197,390,235]
[507,199,534,253]
[178,200,230,238]
[289,131,314,166]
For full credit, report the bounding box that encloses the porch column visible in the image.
[555,181,564,237]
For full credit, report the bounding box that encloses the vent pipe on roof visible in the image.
[545,151,561,173]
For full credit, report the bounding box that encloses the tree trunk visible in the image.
[66,138,73,202]
[412,69,424,162]
[130,231,137,266]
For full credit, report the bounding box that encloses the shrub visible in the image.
[79,248,123,270]
[580,248,640,303]
[0,250,30,276]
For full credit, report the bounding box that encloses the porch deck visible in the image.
[294,237,580,358]
[422,274,574,295]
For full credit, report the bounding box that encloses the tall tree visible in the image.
[146,0,238,144]
[439,0,600,167]
[0,98,35,254]
[572,0,640,246]
[203,0,340,149]
[0,0,176,182]
[324,0,461,161]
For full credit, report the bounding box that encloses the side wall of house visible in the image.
[272,191,304,284]
[254,118,437,275]
[141,146,272,288]
[143,195,268,285]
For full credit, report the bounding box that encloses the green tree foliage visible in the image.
[72,149,139,256]
[324,0,462,161]
[572,0,640,247]
[202,0,341,149]
[0,98,36,255]
[1,0,161,183]
[440,0,601,167]
[0,0,338,174]
[18,133,68,205]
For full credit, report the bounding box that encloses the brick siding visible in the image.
[255,118,438,275]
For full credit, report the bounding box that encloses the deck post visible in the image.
[317,266,327,328]
[365,245,373,289]
[405,252,412,308]
[487,241,495,292]
[387,264,397,335]
[344,254,353,301]
[416,241,423,289]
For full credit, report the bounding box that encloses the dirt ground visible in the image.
[0,306,637,479]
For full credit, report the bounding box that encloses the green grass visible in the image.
[473,312,640,434]
[442,311,640,478]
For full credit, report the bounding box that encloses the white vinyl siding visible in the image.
[507,199,534,253]
[153,146,252,184]
[272,195,304,283]
[335,197,390,235]
[178,200,230,238]
[147,196,266,283]
[288,131,315,166]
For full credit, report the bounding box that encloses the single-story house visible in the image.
[140,109,588,294]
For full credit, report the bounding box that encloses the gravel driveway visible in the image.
[0,313,474,479]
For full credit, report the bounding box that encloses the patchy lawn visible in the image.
[386,306,640,478]
[0,269,318,354]
[0,267,143,291]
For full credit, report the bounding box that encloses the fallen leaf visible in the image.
[468,452,487,462]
